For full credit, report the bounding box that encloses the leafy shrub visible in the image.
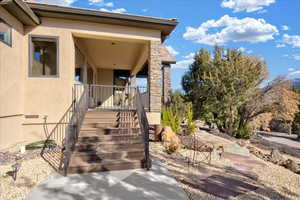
[235,125,253,139]
[186,103,196,135]
[162,105,182,134]
[292,109,300,135]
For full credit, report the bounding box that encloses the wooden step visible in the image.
[71,149,145,162]
[68,158,145,174]
[80,127,141,136]
[74,141,144,152]
[77,135,143,143]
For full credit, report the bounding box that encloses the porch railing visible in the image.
[41,84,89,175]
[88,84,137,110]
[63,84,89,175]
[136,88,151,169]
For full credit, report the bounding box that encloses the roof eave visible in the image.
[0,0,40,26]
[28,3,178,41]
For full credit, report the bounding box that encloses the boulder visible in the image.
[154,125,164,141]
[270,149,285,164]
[284,159,300,174]
[161,126,181,153]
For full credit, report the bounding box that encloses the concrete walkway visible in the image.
[26,161,189,200]
[259,132,300,149]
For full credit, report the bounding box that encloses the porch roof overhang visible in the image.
[0,0,40,26]
[27,3,178,41]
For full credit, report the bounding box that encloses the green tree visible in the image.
[182,46,268,137]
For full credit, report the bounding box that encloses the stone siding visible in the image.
[149,40,162,113]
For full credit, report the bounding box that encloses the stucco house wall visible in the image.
[0,6,25,149]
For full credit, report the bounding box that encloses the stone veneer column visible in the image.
[148,40,162,113]
[163,64,171,104]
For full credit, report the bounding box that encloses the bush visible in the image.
[162,105,182,134]
[235,125,253,139]
[25,140,56,150]
[186,103,196,135]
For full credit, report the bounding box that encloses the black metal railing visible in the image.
[41,84,89,175]
[136,88,151,169]
[40,101,75,172]
[63,84,89,175]
[88,84,137,110]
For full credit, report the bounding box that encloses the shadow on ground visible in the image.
[26,160,189,200]
[151,145,295,200]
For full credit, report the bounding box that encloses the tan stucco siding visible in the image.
[22,18,76,142]
[0,6,25,149]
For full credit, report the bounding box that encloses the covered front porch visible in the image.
[72,34,175,124]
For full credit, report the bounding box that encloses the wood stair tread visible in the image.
[76,139,144,146]
[69,158,144,167]
[72,148,144,156]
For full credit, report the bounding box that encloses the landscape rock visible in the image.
[270,149,285,164]
[283,159,300,174]
[161,126,181,153]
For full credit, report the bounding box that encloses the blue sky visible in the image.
[35,0,300,90]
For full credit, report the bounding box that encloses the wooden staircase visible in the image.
[67,110,147,174]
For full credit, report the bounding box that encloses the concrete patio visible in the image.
[26,160,189,200]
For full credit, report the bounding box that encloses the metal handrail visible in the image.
[41,84,89,175]
[135,88,151,170]
[63,84,89,175]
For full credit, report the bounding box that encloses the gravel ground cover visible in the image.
[150,134,300,200]
[207,128,300,158]
[0,155,54,200]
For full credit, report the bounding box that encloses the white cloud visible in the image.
[89,0,103,5]
[257,9,267,14]
[89,0,113,7]
[100,7,126,13]
[288,68,295,72]
[221,0,276,13]
[34,0,76,6]
[287,70,300,78]
[183,53,195,59]
[173,53,196,69]
[282,34,300,48]
[238,47,246,52]
[142,9,148,12]
[104,2,114,7]
[172,59,194,69]
[184,15,278,46]
[282,25,289,31]
[276,43,286,48]
[238,47,253,54]
[165,46,179,57]
[293,55,300,61]
[282,54,300,61]
[112,8,126,13]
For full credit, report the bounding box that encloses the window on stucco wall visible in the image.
[0,19,12,46]
[29,36,59,77]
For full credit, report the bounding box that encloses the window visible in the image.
[29,36,59,77]
[0,19,12,46]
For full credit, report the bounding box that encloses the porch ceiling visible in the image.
[76,37,146,70]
